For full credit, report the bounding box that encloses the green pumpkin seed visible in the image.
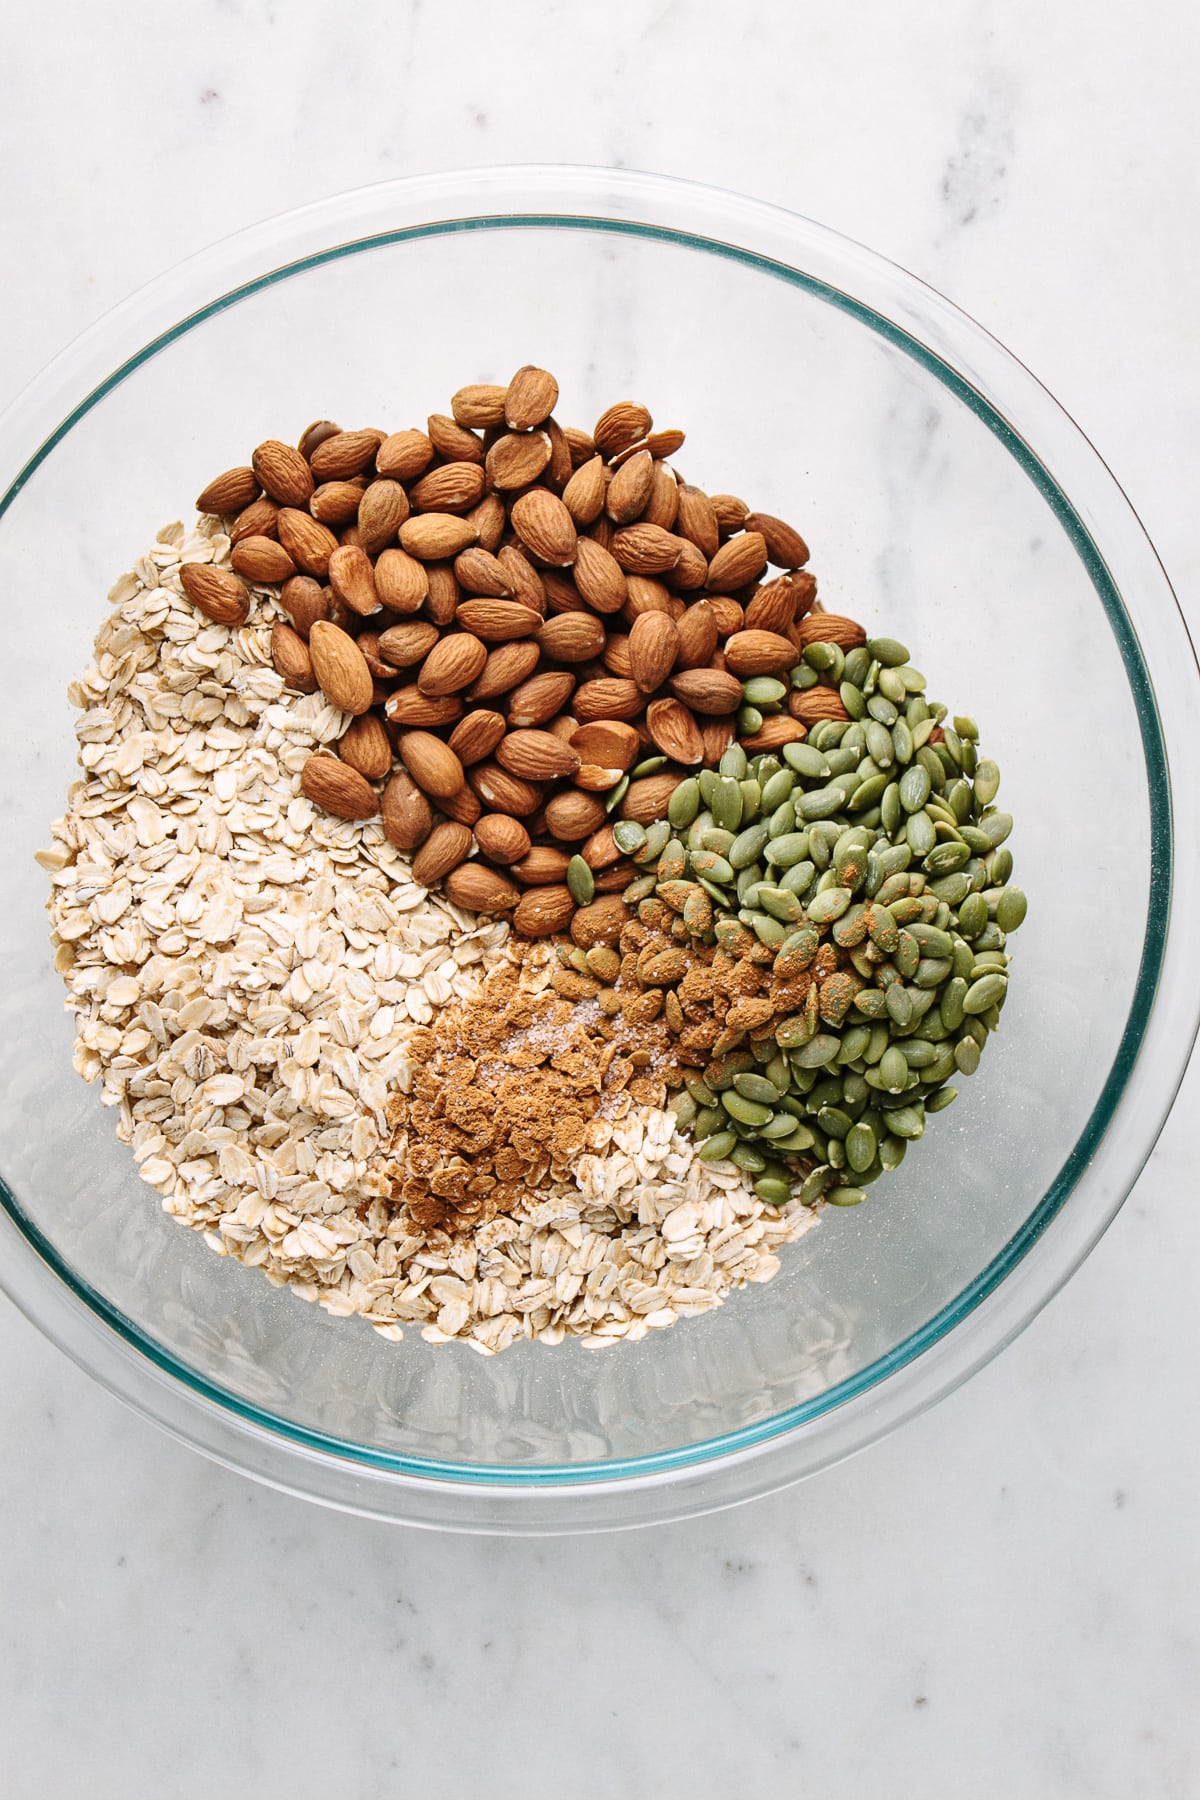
[767,830,813,868]
[839,681,867,719]
[632,755,669,779]
[728,822,771,869]
[731,1143,767,1173]
[719,744,748,780]
[566,855,595,906]
[954,1034,982,1075]
[790,1033,840,1068]
[996,886,1027,931]
[794,783,847,823]
[963,972,1008,1014]
[924,839,971,874]
[759,768,795,812]
[825,1185,867,1206]
[878,1134,907,1170]
[845,1121,877,1172]
[669,1090,698,1129]
[603,774,630,813]
[981,810,1013,846]
[868,637,910,668]
[783,741,833,779]
[689,851,734,885]
[613,819,647,856]
[758,886,805,924]
[879,1045,909,1091]
[741,676,788,707]
[733,1071,782,1105]
[940,976,968,1030]
[623,873,657,903]
[989,846,1014,885]
[754,1176,793,1207]
[884,984,914,1029]
[807,886,853,923]
[899,764,931,813]
[666,780,700,829]
[925,1085,958,1113]
[779,860,817,896]
[721,1091,772,1127]
[697,1129,738,1162]
[973,758,1000,804]
[748,911,788,949]
[692,1107,724,1142]
[877,666,907,703]
[710,776,742,833]
[639,820,672,864]
[885,1105,925,1140]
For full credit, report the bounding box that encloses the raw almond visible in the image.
[610,523,685,574]
[740,716,807,751]
[311,479,369,526]
[308,620,375,716]
[328,545,379,617]
[540,569,586,615]
[594,401,652,457]
[375,429,434,481]
[674,598,719,670]
[380,768,432,850]
[231,496,279,544]
[543,788,608,841]
[507,670,577,728]
[575,763,624,792]
[601,631,633,680]
[279,574,330,638]
[788,687,851,725]
[496,729,581,781]
[178,563,250,627]
[231,536,296,583]
[485,429,552,490]
[701,717,736,764]
[794,611,867,648]
[428,414,484,463]
[298,420,342,460]
[544,417,574,491]
[398,730,465,800]
[467,492,506,553]
[570,895,630,948]
[568,720,640,771]
[468,762,545,817]
[572,537,628,614]
[496,544,546,613]
[384,687,464,729]
[338,712,392,779]
[619,772,685,824]
[277,508,339,576]
[628,611,680,692]
[706,530,768,591]
[411,821,474,887]
[447,709,508,766]
[196,466,260,516]
[536,612,606,662]
[642,461,680,530]
[744,575,798,634]
[674,485,720,558]
[562,454,606,526]
[451,383,509,428]
[300,753,378,820]
[572,677,645,723]
[417,632,488,695]
[788,569,818,620]
[645,697,704,765]
[453,548,514,597]
[664,539,708,591]
[440,784,483,826]
[374,547,428,615]
[511,489,578,566]
[710,493,750,532]
[505,364,559,432]
[252,440,314,508]
[443,864,520,913]
[512,846,572,885]
[399,514,478,561]
[723,629,799,677]
[546,714,581,746]
[513,885,575,937]
[474,813,533,864]
[581,823,623,870]
[668,667,743,715]
[706,595,746,637]
[620,575,673,625]
[410,460,487,514]
[424,564,461,626]
[270,620,317,692]
[744,511,810,569]
[378,620,441,667]
[357,479,410,555]
[357,631,400,678]
[455,598,542,642]
[309,429,383,481]
[606,449,655,524]
[465,640,541,701]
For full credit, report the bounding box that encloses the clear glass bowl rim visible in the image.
[1,164,1197,1533]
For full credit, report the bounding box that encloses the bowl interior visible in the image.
[0,216,1157,1476]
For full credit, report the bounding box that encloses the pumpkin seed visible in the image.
[566,855,595,906]
[613,819,647,855]
[783,741,833,779]
[697,1130,737,1162]
[963,971,1008,1014]
[996,886,1027,931]
[825,1185,867,1206]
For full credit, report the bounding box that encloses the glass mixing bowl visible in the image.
[1,167,1196,1533]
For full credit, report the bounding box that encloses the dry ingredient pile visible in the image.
[41,364,1025,1352]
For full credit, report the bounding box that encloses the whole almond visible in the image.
[447,709,508,766]
[411,821,474,887]
[178,563,250,627]
[505,364,559,432]
[594,401,652,457]
[443,863,520,913]
[451,383,509,428]
[496,544,546,613]
[252,440,314,508]
[485,429,552,490]
[788,570,819,620]
[540,569,586,615]
[455,598,542,642]
[428,414,484,463]
[399,514,478,561]
[384,687,464,729]
[674,485,720,558]
[620,575,673,626]
[620,772,685,825]
[311,480,368,526]
[701,718,737,764]
[453,548,514,597]
[544,417,574,491]
[643,462,680,530]
[579,822,621,870]
[740,716,807,751]
[593,859,639,893]
[196,466,260,516]
[744,575,798,634]
[536,612,606,663]
[707,595,746,637]
[417,632,488,696]
[788,687,851,725]
[543,789,608,841]
[512,846,572,885]
[424,564,461,625]
[568,720,641,771]
[338,713,392,779]
[628,611,680,692]
[610,523,686,574]
[724,628,801,676]
[357,479,410,555]
[277,508,339,576]
[270,620,317,692]
[466,640,541,701]
[562,454,607,526]
[309,429,383,481]
[410,460,487,514]
[300,753,378,820]
[511,489,578,566]
[279,574,330,638]
[794,610,867,649]
[665,540,709,592]
[674,598,720,670]
[440,784,484,827]
[231,536,296,583]
[705,530,768,591]
[378,620,441,667]
[468,763,545,817]
[513,886,575,938]
[231,495,279,544]
[668,667,743,715]
[399,730,465,800]
[569,895,630,948]
[601,631,633,680]
[376,429,434,481]
[328,544,379,617]
[308,620,375,716]
[743,511,811,569]
[507,670,576,728]
[374,547,429,614]
[572,537,628,615]
[605,449,655,525]
[474,813,533,864]
[380,768,433,850]
[496,729,581,781]
[709,493,750,532]
[467,492,506,552]
[645,697,704,765]
[572,678,644,724]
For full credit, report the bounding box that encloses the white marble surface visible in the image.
[2,3,1198,1795]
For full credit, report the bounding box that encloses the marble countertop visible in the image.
[1,4,1197,1795]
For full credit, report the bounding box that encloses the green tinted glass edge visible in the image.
[0,214,1172,1486]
